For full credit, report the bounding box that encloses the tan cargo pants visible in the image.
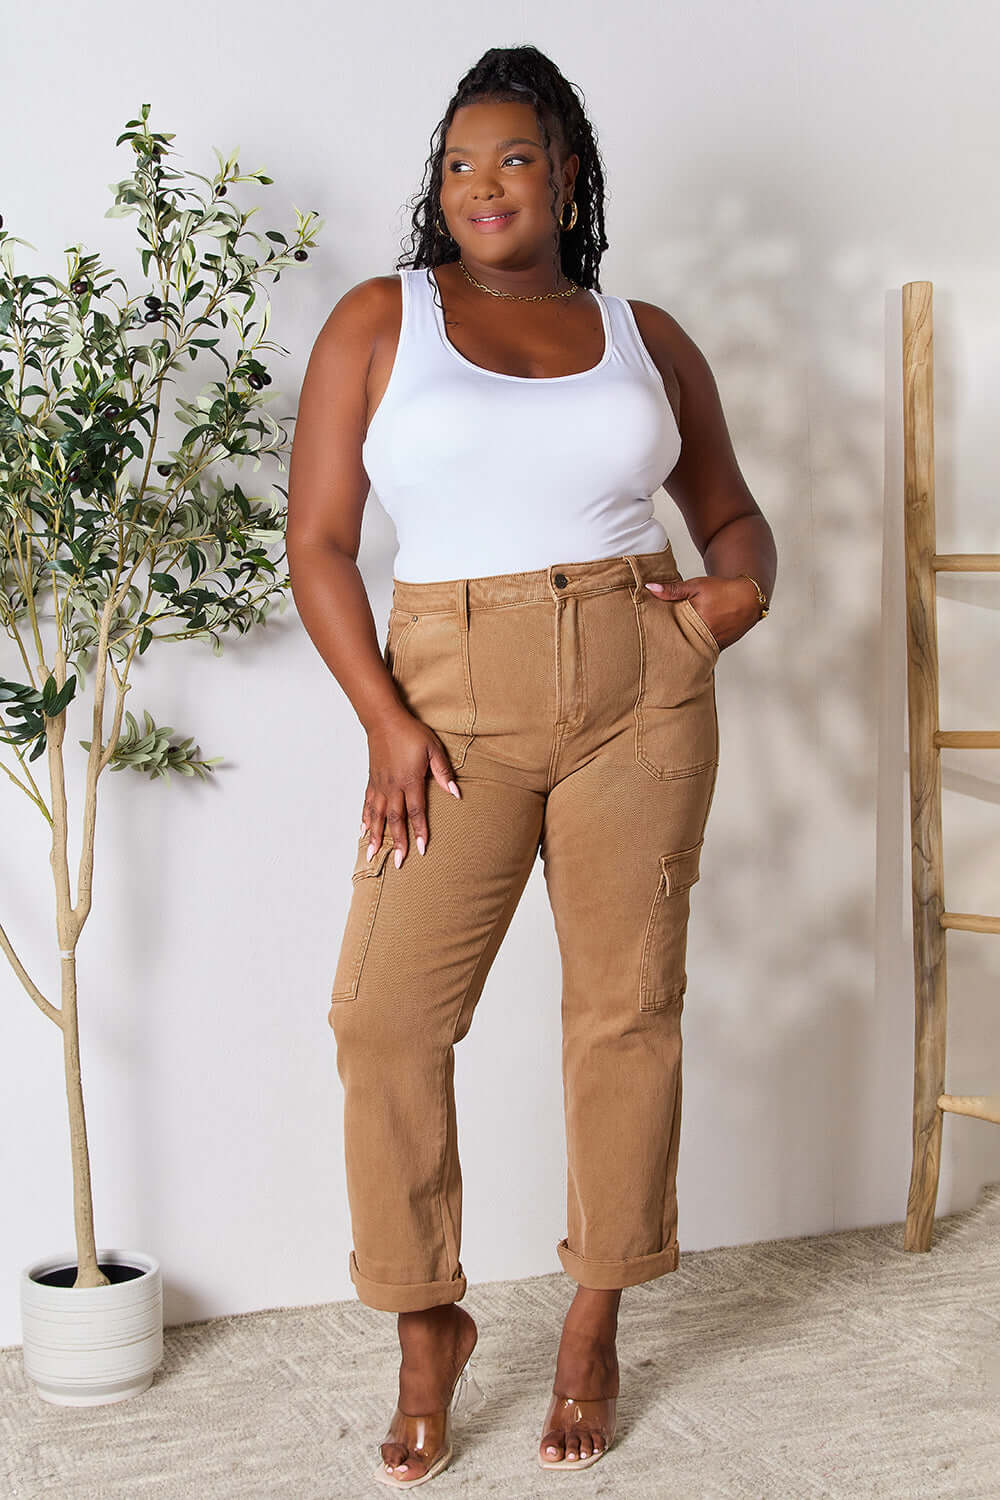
[328,544,720,1313]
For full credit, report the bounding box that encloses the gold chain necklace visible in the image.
[457,257,581,302]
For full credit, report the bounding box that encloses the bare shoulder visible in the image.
[311,273,402,354]
[626,299,757,534]
[627,298,732,432]
[623,299,685,424]
[287,276,404,554]
[625,299,710,383]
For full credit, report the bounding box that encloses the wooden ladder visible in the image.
[902,280,1000,1252]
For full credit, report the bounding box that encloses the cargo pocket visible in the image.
[329,833,394,1004]
[632,591,719,781]
[638,840,703,1013]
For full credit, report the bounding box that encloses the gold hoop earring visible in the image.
[436,214,452,238]
[559,199,579,231]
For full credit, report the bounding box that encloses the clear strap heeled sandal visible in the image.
[373,1353,487,1489]
[537,1391,618,1471]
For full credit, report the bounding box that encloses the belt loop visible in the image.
[456,578,469,633]
[623,553,644,598]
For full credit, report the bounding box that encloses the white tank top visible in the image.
[362,266,681,583]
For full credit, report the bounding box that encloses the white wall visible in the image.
[3,0,999,1349]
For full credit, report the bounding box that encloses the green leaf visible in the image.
[149,572,179,594]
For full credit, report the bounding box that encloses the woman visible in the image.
[287,43,775,1488]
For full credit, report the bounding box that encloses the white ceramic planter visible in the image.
[20,1249,163,1406]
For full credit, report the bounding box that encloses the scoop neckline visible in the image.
[425,266,612,383]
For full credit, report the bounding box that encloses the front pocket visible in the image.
[678,596,721,658]
[329,834,394,1003]
[633,595,719,781]
[387,609,477,771]
[384,608,418,676]
[639,840,703,1012]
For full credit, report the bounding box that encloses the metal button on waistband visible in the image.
[553,572,568,588]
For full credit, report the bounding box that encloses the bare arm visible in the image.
[629,300,777,648]
[286,277,404,731]
[286,277,460,865]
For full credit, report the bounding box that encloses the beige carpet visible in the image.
[4,1185,1000,1498]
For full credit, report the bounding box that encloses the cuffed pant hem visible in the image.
[349,1251,468,1313]
[556,1237,680,1289]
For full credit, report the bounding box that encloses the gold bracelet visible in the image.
[737,572,769,618]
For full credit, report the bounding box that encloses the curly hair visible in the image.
[397,44,610,292]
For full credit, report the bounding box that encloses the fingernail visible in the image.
[366,843,376,862]
[417,835,425,855]
[448,780,461,798]
[645,582,663,591]
[361,820,367,835]
[394,848,403,869]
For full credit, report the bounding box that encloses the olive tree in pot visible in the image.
[1,104,321,1405]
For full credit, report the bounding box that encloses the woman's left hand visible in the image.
[645,574,761,652]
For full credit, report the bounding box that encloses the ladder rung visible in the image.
[934,731,1000,748]
[938,1094,1000,1125]
[940,912,1000,934]
[933,554,1000,571]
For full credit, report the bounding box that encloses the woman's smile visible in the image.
[468,209,519,231]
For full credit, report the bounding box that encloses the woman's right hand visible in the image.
[361,706,462,867]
